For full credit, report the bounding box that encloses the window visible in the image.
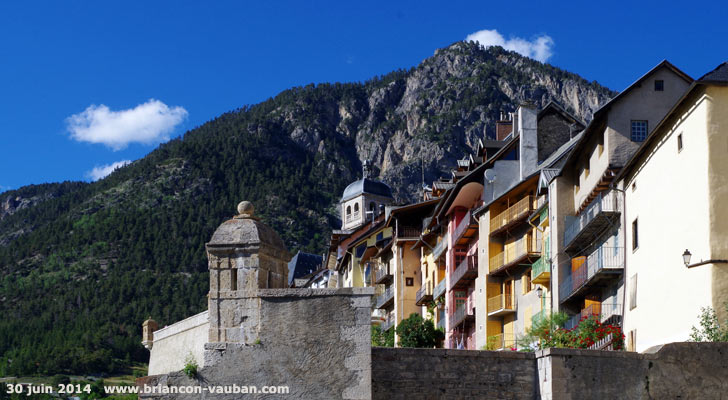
[354,203,359,213]
[631,121,648,142]
[678,133,683,152]
[632,218,639,250]
[629,274,638,310]
[231,269,237,290]
[406,277,414,286]
[346,206,351,215]
[369,202,376,211]
[655,80,664,91]
[522,271,532,294]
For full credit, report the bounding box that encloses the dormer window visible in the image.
[346,206,351,215]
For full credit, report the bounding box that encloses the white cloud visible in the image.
[465,29,554,62]
[86,160,132,181]
[67,99,188,150]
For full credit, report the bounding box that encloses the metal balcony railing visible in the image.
[381,313,395,331]
[375,286,394,309]
[490,196,535,233]
[432,233,449,260]
[559,246,624,302]
[489,235,540,273]
[437,316,446,331]
[450,302,474,328]
[453,209,476,244]
[564,190,622,249]
[450,254,478,290]
[532,308,549,326]
[374,262,392,284]
[564,303,622,330]
[531,256,550,282]
[487,293,516,315]
[415,284,432,305]
[432,278,447,300]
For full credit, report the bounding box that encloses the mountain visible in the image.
[0,42,615,376]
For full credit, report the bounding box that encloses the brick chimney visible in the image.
[495,111,513,140]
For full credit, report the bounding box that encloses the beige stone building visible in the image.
[549,61,692,337]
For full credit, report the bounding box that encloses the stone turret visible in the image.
[205,201,290,345]
[141,318,158,350]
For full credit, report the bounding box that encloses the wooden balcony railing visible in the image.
[489,235,540,273]
[487,293,516,315]
[490,196,535,233]
[488,333,516,350]
[397,226,421,239]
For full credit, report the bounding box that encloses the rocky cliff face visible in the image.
[274,42,614,202]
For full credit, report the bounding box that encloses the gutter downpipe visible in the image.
[609,182,628,336]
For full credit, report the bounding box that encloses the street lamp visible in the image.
[682,248,728,269]
[682,249,692,266]
[536,286,543,299]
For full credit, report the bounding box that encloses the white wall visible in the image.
[622,91,713,352]
[148,311,209,375]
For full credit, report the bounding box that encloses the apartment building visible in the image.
[475,102,585,350]
[549,61,692,337]
[616,62,728,351]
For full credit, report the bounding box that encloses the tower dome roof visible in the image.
[340,178,393,202]
[340,160,393,202]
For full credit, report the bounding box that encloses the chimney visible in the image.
[517,103,538,180]
[495,111,513,141]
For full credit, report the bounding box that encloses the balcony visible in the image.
[559,246,624,303]
[452,210,478,245]
[437,316,446,331]
[488,333,516,350]
[450,302,474,328]
[375,286,394,309]
[487,294,516,316]
[374,262,393,284]
[490,196,535,235]
[397,225,421,239]
[432,278,447,300]
[415,284,432,306]
[432,233,449,260]
[532,308,549,326]
[381,313,395,331]
[531,256,550,285]
[449,255,478,290]
[564,303,623,330]
[563,190,622,253]
[489,235,540,275]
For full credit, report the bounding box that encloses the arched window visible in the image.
[346,206,351,215]
[354,203,359,213]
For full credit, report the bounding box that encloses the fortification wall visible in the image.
[139,288,373,400]
[148,311,209,376]
[371,347,538,400]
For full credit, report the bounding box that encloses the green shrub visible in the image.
[395,313,444,348]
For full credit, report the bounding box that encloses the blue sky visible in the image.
[1,0,726,192]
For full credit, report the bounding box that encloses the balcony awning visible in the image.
[446,181,483,215]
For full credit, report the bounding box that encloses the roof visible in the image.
[538,101,586,128]
[697,62,728,84]
[340,178,393,202]
[616,61,728,183]
[558,60,693,175]
[287,251,323,285]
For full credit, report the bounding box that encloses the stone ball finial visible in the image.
[237,201,255,218]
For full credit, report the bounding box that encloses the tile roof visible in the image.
[698,62,728,83]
